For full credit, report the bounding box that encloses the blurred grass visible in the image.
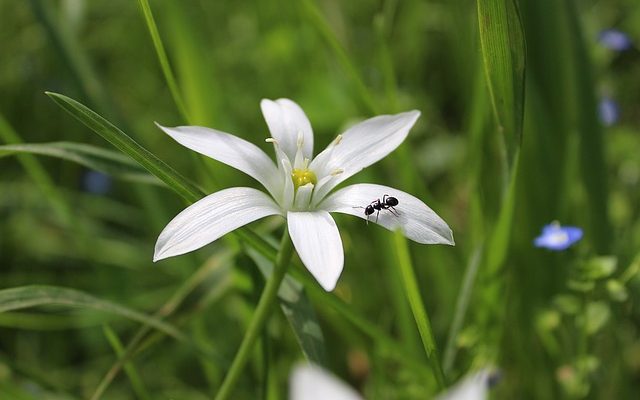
[1,0,640,399]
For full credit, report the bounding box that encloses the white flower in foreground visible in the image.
[154,99,453,291]
[435,369,495,400]
[290,364,362,400]
[289,364,495,400]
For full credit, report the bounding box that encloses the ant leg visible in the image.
[366,214,369,226]
[382,194,388,203]
[388,206,400,217]
[375,210,380,224]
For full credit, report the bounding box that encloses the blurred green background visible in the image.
[1,0,639,399]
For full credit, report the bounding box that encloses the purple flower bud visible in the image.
[598,29,632,51]
[534,223,583,251]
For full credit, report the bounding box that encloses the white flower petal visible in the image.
[155,187,282,261]
[320,183,454,245]
[436,370,493,400]
[293,183,314,210]
[309,111,420,202]
[281,158,295,210]
[288,211,344,291]
[261,99,314,162]
[290,364,363,400]
[157,124,281,198]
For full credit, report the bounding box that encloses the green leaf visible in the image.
[0,285,185,342]
[477,0,526,169]
[584,301,610,335]
[45,92,204,203]
[247,247,327,366]
[578,256,617,281]
[606,280,628,302]
[0,142,160,185]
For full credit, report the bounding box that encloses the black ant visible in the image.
[355,194,399,224]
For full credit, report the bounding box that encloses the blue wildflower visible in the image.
[83,170,112,194]
[598,29,632,51]
[598,97,619,126]
[534,222,583,251]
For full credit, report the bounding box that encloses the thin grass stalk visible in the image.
[214,229,294,400]
[392,231,446,389]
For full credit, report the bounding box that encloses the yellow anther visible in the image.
[330,168,344,176]
[333,134,343,145]
[291,168,317,190]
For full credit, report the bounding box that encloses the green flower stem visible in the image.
[215,229,294,400]
[393,231,446,389]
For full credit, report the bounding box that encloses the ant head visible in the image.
[364,204,375,216]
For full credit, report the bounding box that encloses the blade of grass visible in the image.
[477,0,526,171]
[564,0,611,253]
[301,0,378,114]
[247,247,327,366]
[29,0,117,119]
[136,0,190,123]
[161,1,220,127]
[0,114,72,225]
[89,250,234,400]
[0,142,160,185]
[102,324,151,400]
[0,286,186,343]
[45,92,204,203]
[392,232,446,389]
[442,244,483,373]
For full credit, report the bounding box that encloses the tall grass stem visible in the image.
[214,229,294,400]
[392,232,446,389]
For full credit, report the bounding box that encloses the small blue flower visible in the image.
[598,97,619,126]
[534,222,583,251]
[598,29,632,51]
[83,170,112,195]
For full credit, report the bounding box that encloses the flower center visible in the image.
[547,231,569,245]
[291,168,317,190]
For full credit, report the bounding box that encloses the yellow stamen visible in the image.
[291,168,317,190]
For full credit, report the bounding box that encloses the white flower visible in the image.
[153,99,454,291]
[289,364,495,400]
[435,370,495,400]
[290,364,362,400]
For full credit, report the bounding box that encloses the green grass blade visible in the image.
[0,285,185,342]
[45,92,204,203]
[0,142,160,185]
[89,251,233,400]
[301,0,378,114]
[477,0,526,170]
[161,1,220,127]
[0,114,72,225]
[486,151,520,273]
[392,232,446,389]
[29,0,117,119]
[564,1,611,253]
[137,0,191,123]
[248,247,327,366]
[102,324,151,400]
